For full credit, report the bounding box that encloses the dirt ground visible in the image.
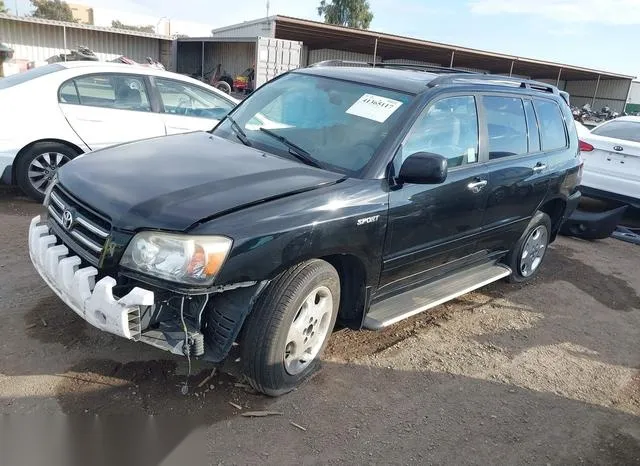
[1,186,639,465]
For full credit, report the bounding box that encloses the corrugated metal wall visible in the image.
[565,78,631,112]
[0,18,167,63]
[210,19,274,38]
[308,48,381,65]
[255,38,301,88]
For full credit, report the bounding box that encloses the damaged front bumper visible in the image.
[28,216,194,357]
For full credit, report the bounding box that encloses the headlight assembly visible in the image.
[120,232,232,285]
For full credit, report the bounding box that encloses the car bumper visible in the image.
[28,215,154,341]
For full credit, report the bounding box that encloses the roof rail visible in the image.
[309,59,477,74]
[428,74,559,94]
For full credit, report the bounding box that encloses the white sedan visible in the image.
[578,116,640,208]
[0,62,237,200]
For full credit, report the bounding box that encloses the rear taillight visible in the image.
[579,140,594,152]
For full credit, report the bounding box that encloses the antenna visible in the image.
[266,0,270,17]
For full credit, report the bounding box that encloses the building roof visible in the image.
[0,13,172,40]
[212,15,634,81]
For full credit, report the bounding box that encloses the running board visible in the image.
[364,263,512,330]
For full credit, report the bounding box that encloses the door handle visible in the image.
[532,163,547,173]
[467,180,488,193]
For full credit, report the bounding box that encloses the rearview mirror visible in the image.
[398,152,448,184]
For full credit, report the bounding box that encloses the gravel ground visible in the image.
[0,186,639,465]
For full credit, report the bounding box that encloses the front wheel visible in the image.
[240,260,340,396]
[16,142,78,202]
[505,211,551,283]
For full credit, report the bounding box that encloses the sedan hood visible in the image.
[58,132,343,231]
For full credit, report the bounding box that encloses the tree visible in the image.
[317,0,373,29]
[111,20,155,33]
[31,0,75,22]
[1,0,8,13]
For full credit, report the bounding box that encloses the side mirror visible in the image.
[398,152,448,184]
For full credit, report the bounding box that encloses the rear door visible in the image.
[476,95,562,253]
[583,119,640,201]
[153,77,235,134]
[58,73,166,150]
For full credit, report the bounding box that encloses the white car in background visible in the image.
[0,62,237,200]
[578,116,640,209]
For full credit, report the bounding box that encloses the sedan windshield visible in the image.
[212,72,413,174]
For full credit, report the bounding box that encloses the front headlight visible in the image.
[120,232,232,285]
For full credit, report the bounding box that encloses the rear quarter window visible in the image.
[533,99,567,151]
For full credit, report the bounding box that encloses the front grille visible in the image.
[47,185,112,266]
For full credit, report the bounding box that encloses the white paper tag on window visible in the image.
[467,148,477,163]
[346,94,403,123]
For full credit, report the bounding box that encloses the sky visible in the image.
[9,0,640,77]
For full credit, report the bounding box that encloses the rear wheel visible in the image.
[506,211,551,283]
[16,142,79,202]
[240,260,340,396]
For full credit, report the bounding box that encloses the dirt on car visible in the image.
[1,186,639,465]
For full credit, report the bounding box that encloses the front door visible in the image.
[58,73,166,150]
[379,95,489,297]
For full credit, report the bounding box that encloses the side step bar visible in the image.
[364,263,512,330]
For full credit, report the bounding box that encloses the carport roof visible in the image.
[260,15,634,81]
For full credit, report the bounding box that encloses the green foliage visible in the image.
[111,20,155,33]
[0,0,8,14]
[317,0,374,29]
[31,0,76,22]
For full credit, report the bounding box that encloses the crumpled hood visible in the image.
[57,132,343,231]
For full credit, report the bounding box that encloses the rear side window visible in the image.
[523,100,541,152]
[483,96,528,159]
[59,74,151,112]
[533,99,567,150]
[591,120,640,143]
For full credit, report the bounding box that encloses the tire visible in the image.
[240,260,340,396]
[214,81,232,94]
[16,142,79,202]
[505,211,552,283]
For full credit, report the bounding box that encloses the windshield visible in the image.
[0,64,64,90]
[212,72,413,175]
[591,120,640,143]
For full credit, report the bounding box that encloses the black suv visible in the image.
[28,62,582,395]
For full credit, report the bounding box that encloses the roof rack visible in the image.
[427,74,559,94]
[309,59,477,74]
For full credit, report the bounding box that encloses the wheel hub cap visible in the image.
[520,225,548,277]
[28,152,70,194]
[283,285,333,375]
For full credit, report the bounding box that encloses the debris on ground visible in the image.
[241,411,283,417]
[229,401,242,410]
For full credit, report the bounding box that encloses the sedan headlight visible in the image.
[120,232,232,285]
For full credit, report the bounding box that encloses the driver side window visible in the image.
[401,96,479,168]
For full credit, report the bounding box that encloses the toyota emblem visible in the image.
[62,209,74,230]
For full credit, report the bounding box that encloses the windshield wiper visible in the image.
[259,128,321,169]
[226,115,252,147]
